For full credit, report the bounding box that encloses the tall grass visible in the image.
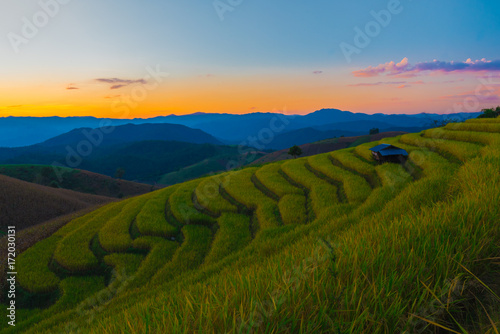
[224,168,281,229]
[52,201,126,273]
[16,235,61,294]
[445,121,500,132]
[195,173,238,215]
[99,194,151,252]
[135,187,178,237]
[255,163,308,225]
[399,133,482,163]
[353,142,378,162]
[281,158,338,218]
[308,153,372,204]
[128,237,179,289]
[278,194,308,225]
[330,149,377,179]
[83,138,498,333]
[255,163,303,197]
[169,180,216,226]
[2,276,105,334]
[425,127,500,146]
[10,120,500,334]
[151,225,213,285]
[203,213,252,265]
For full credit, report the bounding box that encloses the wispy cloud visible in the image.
[442,78,465,84]
[353,58,500,78]
[348,81,406,87]
[66,83,79,90]
[313,71,323,74]
[95,77,147,89]
[440,88,500,102]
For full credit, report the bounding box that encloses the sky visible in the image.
[1,0,500,118]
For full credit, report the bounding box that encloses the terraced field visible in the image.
[2,118,500,333]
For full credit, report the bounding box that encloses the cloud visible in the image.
[313,71,323,74]
[353,58,500,78]
[440,88,500,102]
[442,78,465,84]
[66,83,79,90]
[104,94,121,99]
[397,84,410,89]
[353,58,410,77]
[95,77,147,89]
[348,81,406,87]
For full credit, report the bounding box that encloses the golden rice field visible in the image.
[1,118,499,333]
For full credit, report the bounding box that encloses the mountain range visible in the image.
[0,109,480,148]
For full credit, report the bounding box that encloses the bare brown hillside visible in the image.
[0,174,114,231]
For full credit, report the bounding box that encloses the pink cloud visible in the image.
[353,58,410,77]
[353,58,500,78]
[440,88,500,102]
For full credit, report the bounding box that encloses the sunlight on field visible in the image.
[2,119,500,333]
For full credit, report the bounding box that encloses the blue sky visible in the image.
[1,0,500,117]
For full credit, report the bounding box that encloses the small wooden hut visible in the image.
[369,144,408,163]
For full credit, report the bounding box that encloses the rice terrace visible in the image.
[0,118,499,333]
[2,1,500,333]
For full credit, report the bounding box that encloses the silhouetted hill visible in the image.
[0,110,480,147]
[39,123,222,147]
[266,127,359,150]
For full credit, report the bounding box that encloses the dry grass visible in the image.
[0,174,113,232]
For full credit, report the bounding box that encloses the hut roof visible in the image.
[369,144,408,157]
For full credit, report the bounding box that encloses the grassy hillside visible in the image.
[0,165,154,198]
[0,174,114,233]
[0,141,264,184]
[253,131,407,165]
[158,150,266,185]
[2,119,500,333]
